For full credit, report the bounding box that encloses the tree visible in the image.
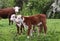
[0,0,15,8]
[15,0,28,10]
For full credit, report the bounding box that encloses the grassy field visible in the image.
[0,19,60,41]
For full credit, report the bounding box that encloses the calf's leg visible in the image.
[27,23,32,38]
[42,19,47,36]
[16,24,20,34]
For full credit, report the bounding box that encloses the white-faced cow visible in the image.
[10,14,36,34]
[10,14,47,38]
[0,6,20,25]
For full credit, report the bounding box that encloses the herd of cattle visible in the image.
[0,6,47,38]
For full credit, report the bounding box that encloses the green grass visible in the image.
[0,19,60,41]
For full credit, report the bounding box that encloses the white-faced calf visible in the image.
[14,14,47,38]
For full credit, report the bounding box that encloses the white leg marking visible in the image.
[30,28,33,36]
[38,31,40,36]
[30,32,32,36]
[37,27,40,36]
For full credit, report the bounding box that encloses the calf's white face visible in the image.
[14,6,20,13]
[10,14,25,27]
[10,14,16,22]
[10,14,24,23]
[16,15,24,23]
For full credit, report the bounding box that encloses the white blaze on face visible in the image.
[16,15,22,22]
[15,15,24,24]
[14,6,20,12]
[10,14,16,22]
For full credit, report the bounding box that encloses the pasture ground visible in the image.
[0,19,60,41]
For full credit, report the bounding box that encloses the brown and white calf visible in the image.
[11,14,47,38]
[10,14,25,34]
[10,14,36,35]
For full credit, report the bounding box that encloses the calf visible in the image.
[14,14,47,38]
[10,14,24,34]
[10,14,36,34]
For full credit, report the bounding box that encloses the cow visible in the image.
[0,6,20,25]
[10,14,36,34]
[10,14,47,38]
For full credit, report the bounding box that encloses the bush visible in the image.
[21,0,52,16]
[0,0,15,8]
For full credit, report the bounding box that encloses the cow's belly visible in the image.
[22,22,42,28]
[0,14,8,18]
[32,21,42,26]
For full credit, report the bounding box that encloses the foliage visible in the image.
[0,0,54,17]
[21,0,53,16]
[54,13,60,19]
[1,0,60,18]
[0,0,15,8]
